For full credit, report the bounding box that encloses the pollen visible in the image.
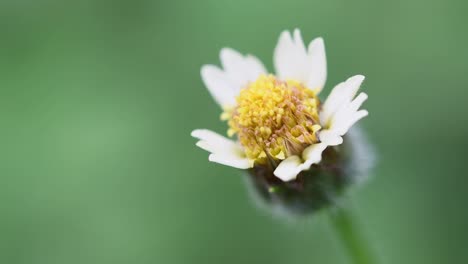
[225,74,322,164]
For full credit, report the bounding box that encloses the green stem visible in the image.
[329,205,379,264]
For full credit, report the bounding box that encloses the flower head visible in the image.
[192,29,369,184]
[226,74,321,163]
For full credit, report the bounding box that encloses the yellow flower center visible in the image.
[224,74,322,164]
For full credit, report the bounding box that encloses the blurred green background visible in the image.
[0,0,467,263]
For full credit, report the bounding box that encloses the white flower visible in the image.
[192,29,368,182]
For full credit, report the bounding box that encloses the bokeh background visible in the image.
[1,0,467,263]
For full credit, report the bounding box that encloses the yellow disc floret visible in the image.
[225,74,322,164]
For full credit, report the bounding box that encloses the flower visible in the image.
[192,29,368,183]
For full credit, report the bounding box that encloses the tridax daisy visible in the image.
[192,29,368,183]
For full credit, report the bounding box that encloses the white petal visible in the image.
[273,143,327,182]
[318,130,343,146]
[201,65,237,107]
[274,29,327,92]
[306,37,327,93]
[319,76,368,146]
[334,110,368,136]
[209,154,253,169]
[273,155,303,182]
[191,129,254,169]
[332,93,367,129]
[320,75,365,128]
[348,93,368,113]
[201,48,267,108]
[274,29,309,83]
[192,129,237,152]
[301,143,327,169]
[220,48,267,95]
[325,92,368,137]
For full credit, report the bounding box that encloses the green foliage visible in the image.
[0,0,467,263]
